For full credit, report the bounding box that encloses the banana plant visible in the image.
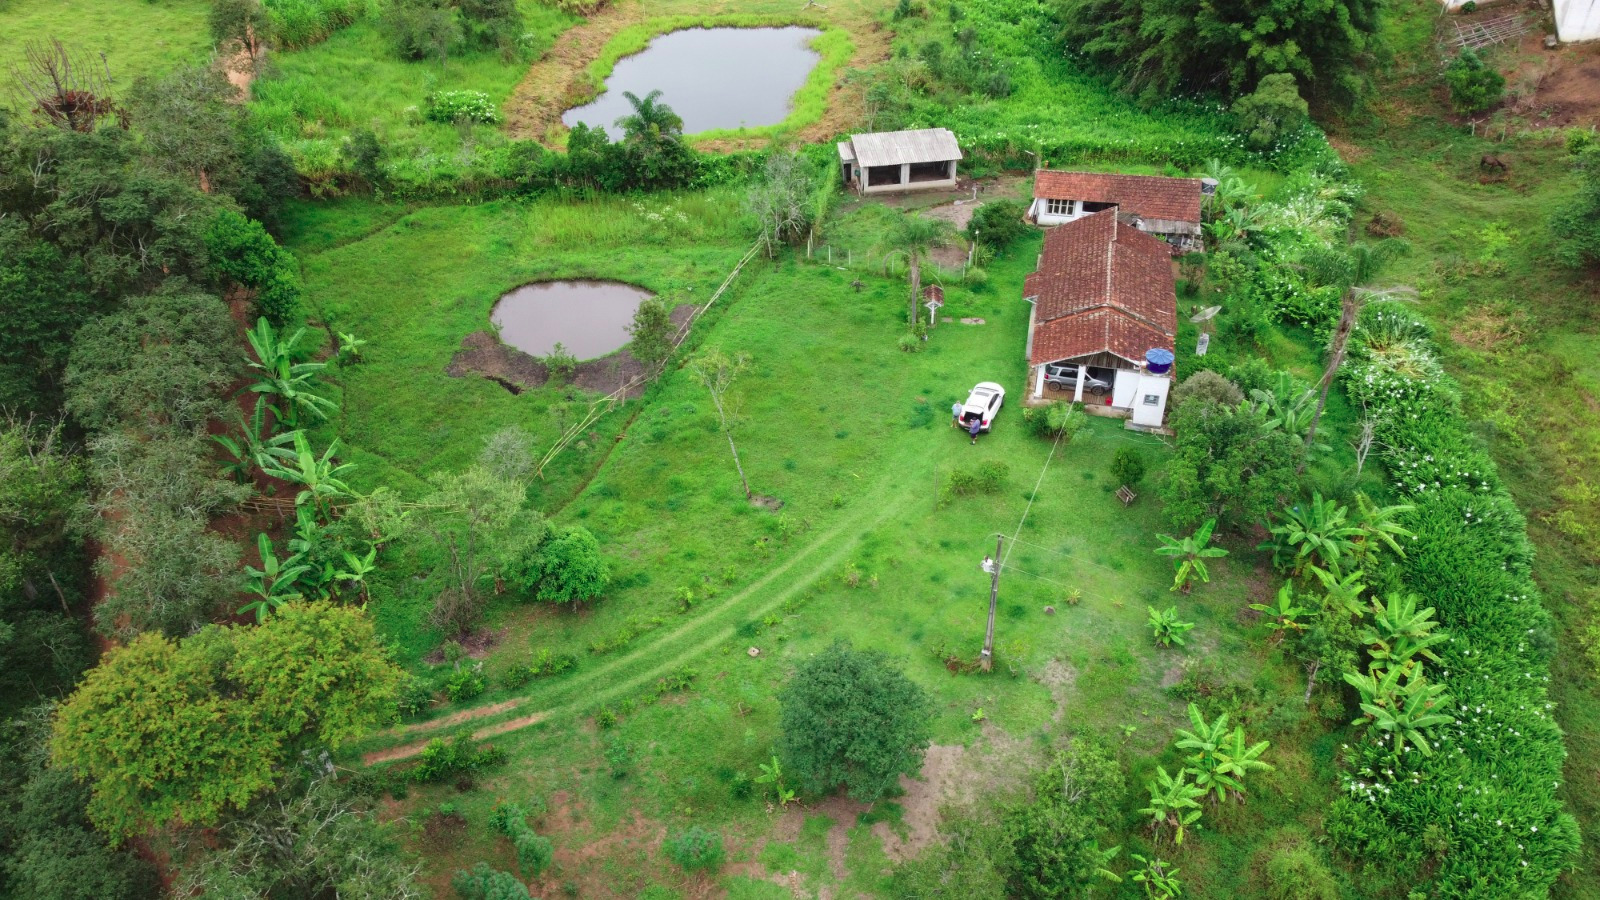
[1361,592,1448,675]
[1216,726,1274,803]
[212,403,299,484]
[261,433,356,518]
[754,756,796,807]
[286,507,336,599]
[1350,492,1416,568]
[336,544,379,605]
[245,317,337,427]
[1264,493,1362,577]
[1155,518,1227,593]
[1250,373,1327,452]
[336,331,367,363]
[1129,854,1182,900]
[1249,583,1314,643]
[1174,704,1230,802]
[239,534,310,623]
[1139,766,1205,845]
[1310,565,1368,618]
[1146,606,1196,648]
[1345,668,1454,756]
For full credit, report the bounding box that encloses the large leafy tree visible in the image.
[1159,399,1300,532]
[777,641,934,802]
[64,281,239,435]
[1552,145,1600,269]
[1003,740,1125,898]
[51,602,403,838]
[416,465,537,636]
[1057,0,1385,105]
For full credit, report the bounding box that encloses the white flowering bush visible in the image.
[424,90,502,125]
[1327,299,1579,893]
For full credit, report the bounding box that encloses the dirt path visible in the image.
[357,461,921,767]
[363,711,549,765]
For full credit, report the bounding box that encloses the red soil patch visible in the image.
[360,700,532,765]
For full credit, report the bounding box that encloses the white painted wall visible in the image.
[1129,373,1171,427]
[1556,0,1600,40]
[1111,368,1139,409]
[1028,197,1092,226]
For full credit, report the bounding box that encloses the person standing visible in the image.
[951,400,962,428]
[968,417,982,445]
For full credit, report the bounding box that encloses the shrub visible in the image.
[1172,370,1243,410]
[501,649,577,688]
[518,526,609,605]
[664,825,726,873]
[397,674,436,718]
[204,209,302,326]
[1443,50,1504,114]
[444,664,486,703]
[1023,402,1087,442]
[1231,73,1309,151]
[413,734,506,782]
[1262,841,1339,900]
[1110,447,1146,487]
[944,461,1009,501]
[543,342,578,383]
[424,89,503,125]
[451,863,529,900]
[966,198,1029,250]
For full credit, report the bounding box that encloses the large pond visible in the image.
[562,26,822,138]
[490,280,654,360]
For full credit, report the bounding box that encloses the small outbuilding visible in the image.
[837,128,962,195]
[1027,170,1208,254]
[1023,209,1177,428]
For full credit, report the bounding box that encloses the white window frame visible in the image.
[1045,198,1075,217]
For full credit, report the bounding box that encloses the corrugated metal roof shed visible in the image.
[844,128,962,168]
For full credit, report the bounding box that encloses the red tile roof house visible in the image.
[1026,170,1210,254]
[1023,209,1178,429]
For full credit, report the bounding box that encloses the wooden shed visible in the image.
[837,128,962,195]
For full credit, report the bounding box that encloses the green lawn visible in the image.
[0,0,211,87]
[298,189,1345,896]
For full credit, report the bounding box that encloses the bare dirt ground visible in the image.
[503,3,891,149]
[360,708,547,765]
[446,305,696,396]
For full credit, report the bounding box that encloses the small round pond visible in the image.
[562,26,822,139]
[490,280,654,360]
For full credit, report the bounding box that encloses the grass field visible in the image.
[0,0,211,86]
[288,181,1366,896]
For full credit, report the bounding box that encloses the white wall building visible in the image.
[837,128,962,195]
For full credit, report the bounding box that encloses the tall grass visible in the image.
[0,0,211,85]
[569,15,855,143]
[265,0,374,49]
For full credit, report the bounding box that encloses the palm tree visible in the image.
[1155,518,1227,593]
[615,89,683,153]
[1249,583,1314,644]
[261,433,356,517]
[880,214,955,326]
[1264,493,1361,577]
[245,317,336,427]
[1139,766,1205,845]
[1302,239,1410,458]
[1361,592,1448,675]
[239,534,309,622]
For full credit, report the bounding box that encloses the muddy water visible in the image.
[490,280,654,360]
[562,26,822,138]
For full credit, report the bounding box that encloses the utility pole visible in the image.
[980,535,1002,672]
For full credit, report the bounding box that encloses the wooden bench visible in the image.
[1116,485,1137,507]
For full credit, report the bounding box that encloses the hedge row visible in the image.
[1329,302,1579,894]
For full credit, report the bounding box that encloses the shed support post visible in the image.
[1033,365,1045,398]
[900,163,910,186]
[1073,368,1086,404]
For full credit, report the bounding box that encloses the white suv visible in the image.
[960,382,1006,431]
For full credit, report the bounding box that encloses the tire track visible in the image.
[361,473,913,763]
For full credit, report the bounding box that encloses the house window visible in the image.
[1045,198,1075,217]
[1142,394,1161,406]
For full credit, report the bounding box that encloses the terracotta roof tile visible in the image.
[1025,210,1176,366]
[1032,170,1202,223]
